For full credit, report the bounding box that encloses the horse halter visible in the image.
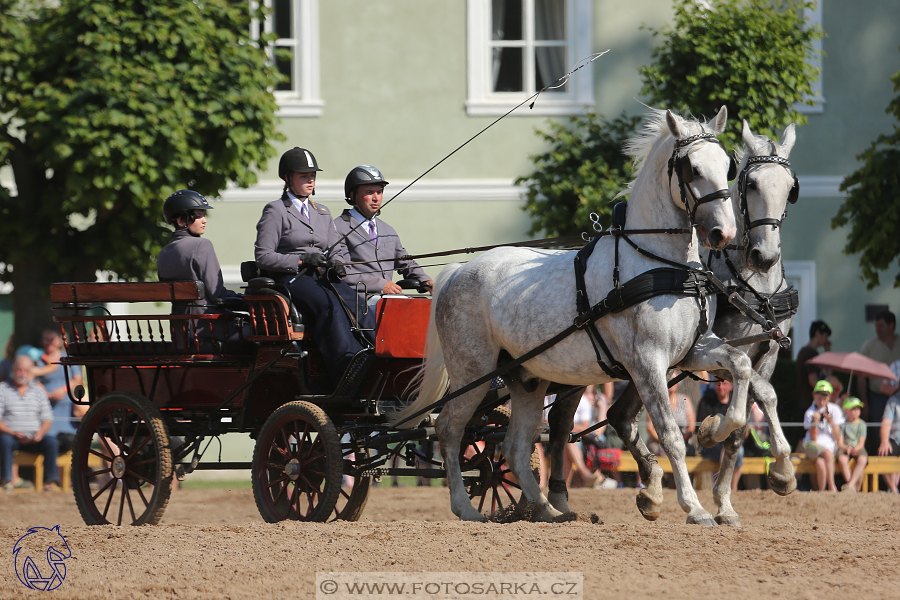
[667,133,735,226]
[737,154,799,245]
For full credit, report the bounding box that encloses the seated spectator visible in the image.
[36,330,87,455]
[646,371,696,458]
[802,380,844,492]
[697,379,743,492]
[565,385,617,490]
[878,378,900,494]
[836,397,867,492]
[0,355,59,492]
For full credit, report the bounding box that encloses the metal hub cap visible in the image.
[111,456,126,479]
[284,459,301,481]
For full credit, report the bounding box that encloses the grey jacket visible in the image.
[334,209,428,295]
[157,230,240,314]
[255,194,349,275]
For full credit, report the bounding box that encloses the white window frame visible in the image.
[251,0,323,117]
[784,260,817,360]
[794,3,824,114]
[466,0,594,117]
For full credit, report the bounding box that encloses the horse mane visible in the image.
[737,131,779,164]
[617,108,712,199]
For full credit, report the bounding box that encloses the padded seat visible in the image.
[67,339,252,357]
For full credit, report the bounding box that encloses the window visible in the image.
[795,3,824,114]
[467,0,593,116]
[251,0,323,117]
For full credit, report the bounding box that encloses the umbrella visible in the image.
[807,352,896,380]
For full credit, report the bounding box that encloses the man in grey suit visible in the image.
[254,148,375,382]
[334,165,433,299]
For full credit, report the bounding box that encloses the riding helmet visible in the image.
[344,165,389,205]
[278,147,322,180]
[163,190,213,225]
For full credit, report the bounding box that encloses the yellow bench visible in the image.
[615,453,900,492]
[13,451,73,492]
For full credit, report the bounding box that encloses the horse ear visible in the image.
[710,105,728,135]
[780,123,796,156]
[741,119,756,150]
[665,110,684,139]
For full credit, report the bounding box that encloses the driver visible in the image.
[254,148,375,382]
[334,165,434,301]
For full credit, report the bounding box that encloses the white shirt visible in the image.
[802,402,845,453]
[349,208,377,240]
[287,191,310,220]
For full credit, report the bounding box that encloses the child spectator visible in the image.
[802,380,844,491]
[836,397,867,492]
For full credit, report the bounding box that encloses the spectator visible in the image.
[36,330,86,455]
[836,397,867,492]
[0,355,59,492]
[795,320,832,433]
[646,371,696,457]
[878,374,900,494]
[827,375,848,406]
[697,379,743,492]
[565,386,617,490]
[802,380,844,492]
[859,311,900,431]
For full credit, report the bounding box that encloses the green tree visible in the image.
[0,0,283,345]
[833,56,900,289]
[517,112,641,237]
[639,0,822,150]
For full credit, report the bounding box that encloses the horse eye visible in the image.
[692,166,700,177]
[747,179,758,190]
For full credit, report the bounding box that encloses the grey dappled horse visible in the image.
[585,121,800,526]
[394,108,753,525]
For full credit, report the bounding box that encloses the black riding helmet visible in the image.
[344,165,388,205]
[163,190,213,226]
[278,147,322,180]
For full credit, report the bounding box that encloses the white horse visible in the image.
[394,107,753,525]
[593,121,801,525]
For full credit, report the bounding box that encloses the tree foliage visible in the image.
[517,112,641,237]
[833,56,900,289]
[0,0,283,344]
[639,0,822,150]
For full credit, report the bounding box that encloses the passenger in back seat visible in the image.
[158,190,246,344]
[254,148,376,383]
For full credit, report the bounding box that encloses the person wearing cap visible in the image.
[158,190,244,317]
[802,379,844,492]
[254,148,375,382]
[793,320,832,446]
[333,165,433,301]
[836,397,867,492]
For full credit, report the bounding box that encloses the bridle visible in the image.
[666,132,735,226]
[736,154,799,251]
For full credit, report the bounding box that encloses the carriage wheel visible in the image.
[461,407,540,516]
[330,434,371,522]
[72,392,173,526]
[252,401,342,523]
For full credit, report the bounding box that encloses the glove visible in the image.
[325,263,346,283]
[298,251,325,269]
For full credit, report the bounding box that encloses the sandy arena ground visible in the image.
[1,485,898,599]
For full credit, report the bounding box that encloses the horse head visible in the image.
[735,120,798,272]
[664,106,737,251]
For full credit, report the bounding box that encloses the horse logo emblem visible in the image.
[12,525,71,591]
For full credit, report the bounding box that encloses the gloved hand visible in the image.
[298,251,325,269]
[325,263,346,283]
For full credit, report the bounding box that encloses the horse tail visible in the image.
[391,263,461,429]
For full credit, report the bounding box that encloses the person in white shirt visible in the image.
[802,379,845,492]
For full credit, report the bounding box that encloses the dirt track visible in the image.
[1,485,898,599]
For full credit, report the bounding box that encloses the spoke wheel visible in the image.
[252,401,342,523]
[462,407,541,516]
[72,392,172,526]
[330,433,371,522]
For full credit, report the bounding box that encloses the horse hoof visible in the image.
[459,507,487,522]
[635,491,661,521]
[715,514,742,527]
[547,492,570,514]
[697,415,721,448]
[768,472,798,496]
[535,505,564,522]
[686,513,718,527]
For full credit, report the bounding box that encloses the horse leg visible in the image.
[505,379,562,521]
[748,366,796,496]
[712,423,746,526]
[546,387,584,513]
[607,383,665,521]
[435,383,493,522]
[680,338,753,446]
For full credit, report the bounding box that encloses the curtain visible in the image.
[534,0,566,91]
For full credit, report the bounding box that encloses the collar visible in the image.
[349,207,376,231]
[287,190,310,212]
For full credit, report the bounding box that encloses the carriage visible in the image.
[51,272,534,526]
